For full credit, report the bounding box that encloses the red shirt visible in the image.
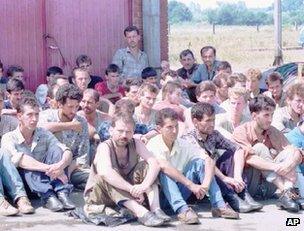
[95,81,125,104]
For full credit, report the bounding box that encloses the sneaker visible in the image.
[177,207,200,224]
[0,198,19,216]
[211,205,240,219]
[137,211,164,227]
[153,208,171,223]
[16,197,35,214]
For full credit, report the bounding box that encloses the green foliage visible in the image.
[168,1,193,25]
[281,0,304,25]
[205,2,272,26]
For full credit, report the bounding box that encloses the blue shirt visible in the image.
[285,127,304,149]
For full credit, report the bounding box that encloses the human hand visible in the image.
[274,162,291,176]
[57,173,68,184]
[223,177,245,193]
[130,184,147,198]
[135,193,145,204]
[189,183,207,200]
[46,163,64,179]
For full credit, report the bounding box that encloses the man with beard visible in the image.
[233,95,304,212]
[38,84,90,190]
[84,113,170,227]
[77,89,111,164]
[2,97,73,212]
[112,25,148,81]
[195,46,221,82]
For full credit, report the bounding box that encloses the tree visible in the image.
[168,1,193,25]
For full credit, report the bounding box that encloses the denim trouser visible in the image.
[0,150,27,202]
[159,158,226,213]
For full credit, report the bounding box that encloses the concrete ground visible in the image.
[1,192,303,231]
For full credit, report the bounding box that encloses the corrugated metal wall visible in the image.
[0,0,131,90]
[0,0,46,90]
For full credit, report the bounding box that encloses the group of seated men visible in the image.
[0,25,303,227]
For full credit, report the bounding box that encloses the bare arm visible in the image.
[135,139,160,189]
[19,154,50,172]
[233,148,245,179]
[1,109,17,116]
[41,121,82,133]
[246,155,277,171]
[158,158,195,189]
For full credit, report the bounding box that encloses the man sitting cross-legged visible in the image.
[147,108,239,225]
[1,97,75,212]
[233,95,304,212]
[182,102,262,213]
[38,84,90,191]
[84,113,170,227]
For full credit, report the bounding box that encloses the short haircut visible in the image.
[229,73,246,84]
[191,102,215,121]
[105,64,120,75]
[162,81,181,100]
[249,95,276,113]
[245,68,262,81]
[200,46,216,57]
[195,81,216,98]
[111,112,135,128]
[72,67,89,78]
[179,49,194,59]
[286,82,304,100]
[76,54,92,66]
[49,75,69,87]
[141,67,157,79]
[124,78,142,92]
[217,61,231,72]
[213,72,231,88]
[16,97,39,113]
[7,65,24,77]
[22,89,35,99]
[115,98,135,114]
[138,82,159,96]
[124,25,139,36]
[46,66,63,77]
[155,108,179,127]
[266,72,283,85]
[228,87,249,101]
[55,84,83,105]
[83,88,100,102]
[6,78,25,93]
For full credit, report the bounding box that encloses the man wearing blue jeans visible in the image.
[0,149,34,216]
[147,108,239,224]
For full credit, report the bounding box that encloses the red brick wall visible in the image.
[131,0,168,62]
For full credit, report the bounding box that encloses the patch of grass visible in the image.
[169,24,302,72]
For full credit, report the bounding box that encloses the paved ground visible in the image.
[1,192,303,231]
